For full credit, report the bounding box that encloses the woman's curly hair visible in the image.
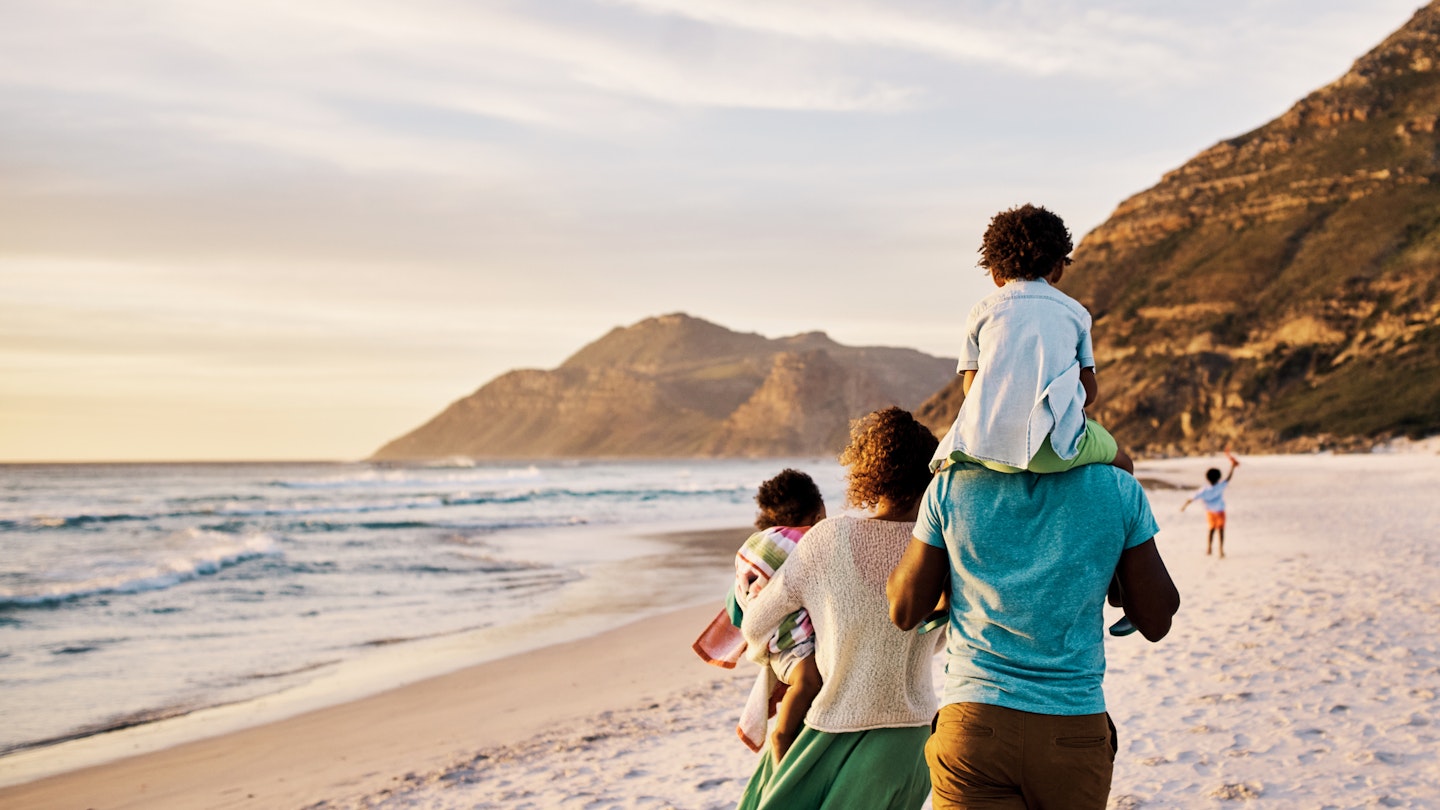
[754,468,825,530]
[979,204,1073,282]
[839,407,938,512]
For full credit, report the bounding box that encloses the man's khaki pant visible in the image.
[926,703,1115,809]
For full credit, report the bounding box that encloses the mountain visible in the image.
[372,313,956,460]
[921,3,1440,454]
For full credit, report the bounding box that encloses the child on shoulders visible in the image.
[932,203,1133,476]
[933,204,1137,635]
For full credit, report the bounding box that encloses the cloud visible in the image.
[601,0,1193,80]
[0,0,923,181]
[0,0,1427,461]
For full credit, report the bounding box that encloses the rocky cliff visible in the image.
[922,3,1440,454]
[373,313,955,460]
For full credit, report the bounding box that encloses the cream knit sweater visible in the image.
[741,516,941,733]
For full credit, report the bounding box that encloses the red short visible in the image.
[1207,511,1226,530]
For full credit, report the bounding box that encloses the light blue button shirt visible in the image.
[934,279,1094,469]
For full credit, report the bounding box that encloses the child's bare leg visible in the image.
[770,655,822,764]
[1206,528,1215,555]
[1217,527,1226,558]
[1111,448,1135,474]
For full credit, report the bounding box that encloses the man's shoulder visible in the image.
[944,463,1132,496]
[1048,464,1136,494]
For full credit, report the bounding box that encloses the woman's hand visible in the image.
[770,728,797,765]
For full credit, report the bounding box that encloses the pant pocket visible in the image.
[936,719,994,738]
[1054,735,1108,749]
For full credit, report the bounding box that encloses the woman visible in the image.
[737,406,941,810]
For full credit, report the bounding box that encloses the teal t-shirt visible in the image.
[915,463,1159,715]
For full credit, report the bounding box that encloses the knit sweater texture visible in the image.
[741,515,940,733]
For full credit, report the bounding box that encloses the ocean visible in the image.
[0,458,845,766]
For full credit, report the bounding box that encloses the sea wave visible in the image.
[1,482,749,532]
[0,531,283,608]
[271,465,546,489]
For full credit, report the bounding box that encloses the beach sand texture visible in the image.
[3,452,1438,809]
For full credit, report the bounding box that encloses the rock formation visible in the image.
[373,313,955,460]
[922,3,1440,455]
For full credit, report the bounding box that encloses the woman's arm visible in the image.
[741,568,806,662]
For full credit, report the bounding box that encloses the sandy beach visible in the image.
[4,450,1439,809]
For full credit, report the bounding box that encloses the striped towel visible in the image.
[735,526,813,653]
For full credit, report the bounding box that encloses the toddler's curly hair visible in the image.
[979,204,1073,282]
[839,407,937,512]
[754,468,825,530]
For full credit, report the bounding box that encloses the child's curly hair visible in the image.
[754,468,825,530]
[838,407,938,512]
[979,204,1073,282]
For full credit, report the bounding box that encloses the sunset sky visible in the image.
[0,0,1423,461]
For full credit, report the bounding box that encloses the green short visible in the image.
[941,419,1118,474]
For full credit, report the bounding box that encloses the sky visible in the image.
[0,0,1427,462]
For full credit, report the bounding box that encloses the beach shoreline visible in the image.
[0,521,752,800]
[5,452,1440,809]
[0,601,742,810]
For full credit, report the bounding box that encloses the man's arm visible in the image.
[887,539,949,630]
[1115,539,1180,641]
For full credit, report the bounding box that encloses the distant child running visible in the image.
[931,203,1133,476]
[1182,452,1240,557]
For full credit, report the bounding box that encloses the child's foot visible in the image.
[1108,616,1138,637]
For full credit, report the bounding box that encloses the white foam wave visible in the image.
[276,465,545,490]
[0,531,283,606]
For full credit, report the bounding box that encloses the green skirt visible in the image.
[736,725,931,810]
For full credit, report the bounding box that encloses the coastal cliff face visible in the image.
[922,3,1440,454]
[372,314,954,460]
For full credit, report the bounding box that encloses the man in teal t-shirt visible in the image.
[888,463,1179,809]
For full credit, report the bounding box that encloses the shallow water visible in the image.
[0,459,845,757]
